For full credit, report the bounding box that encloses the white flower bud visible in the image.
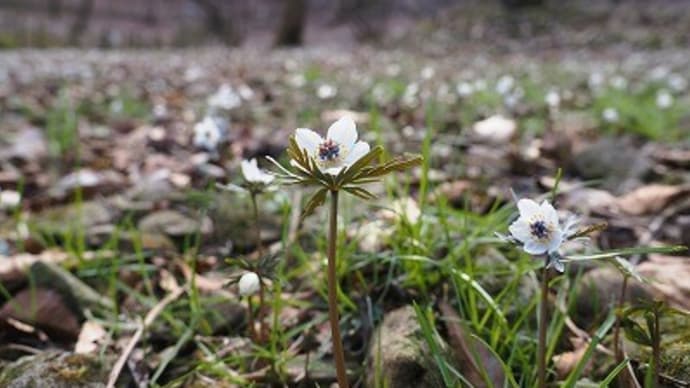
[238,272,260,296]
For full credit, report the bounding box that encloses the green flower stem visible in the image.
[328,190,349,388]
[250,192,266,341]
[537,265,549,388]
[246,296,256,340]
[613,275,631,386]
[613,275,628,361]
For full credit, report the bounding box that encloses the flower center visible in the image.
[318,139,340,161]
[530,220,550,240]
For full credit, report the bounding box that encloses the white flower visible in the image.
[317,84,337,99]
[602,107,619,123]
[0,190,21,209]
[588,72,605,90]
[456,81,474,97]
[238,272,260,296]
[545,90,560,109]
[193,116,223,151]
[496,75,515,95]
[473,115,516,143]
[610,75,628,90]
[656,90,673,109]
[208,84,241,110]
[241,158,275,185]
[473,79,487,91]
[421,66,435,80]
[294,117,370,175]
[668,74,687,92]
[509,199,564,255]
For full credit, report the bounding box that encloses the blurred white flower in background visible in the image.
[421,66,435,80]
[184,66,204,82]
[208,84,241,110]
[456,81,474,97]
[609,75,628,90]
[241,158,275,185]
[545,90,560,109]
[649,65,669,81]
[495,75,515,95]
[588,72,605,90]
[238,272,260,296]
[288,73,306,88]
[602,107,619,123]
[0,189,21,210]
[238,84,255,100]
[473,79,487,92]
[473,115,516,143]
[668,73,687,92]
[317,84,337,99]
[193,116,225,151]
[656,89,673,109]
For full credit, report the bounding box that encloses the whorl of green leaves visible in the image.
[267,136,422,221]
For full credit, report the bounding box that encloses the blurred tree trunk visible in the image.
[48,0,62,16]
[501,0,544,8]
[191,0,240,45]
[274,0,307,47]
[68,0,93,45]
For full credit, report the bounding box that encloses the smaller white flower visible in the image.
[609,75,628,90]
[456,81,474,97]
[588,72,605,90]
[208,84,241,110]
[509,198,563,255]
[421,66,435,80]
[496,75,515,95]
[241,158,275,185]
[668,74,687,92]
[0,190,21,209]
[602,107,619,123]
[656,90,673,109]
[473,79,487,91]
[473,115,516,143]
[193,116,223,151]
[317,84,337,99]
[238,271,260,296]
[545,90,560,109]
[294,117,371,175]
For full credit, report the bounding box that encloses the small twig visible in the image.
[106,285,186,388]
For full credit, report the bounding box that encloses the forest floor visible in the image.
[0,1,689,387]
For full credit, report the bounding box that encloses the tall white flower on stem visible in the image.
[509,198,564,256]
[241,158,275,185]
[294,117,370,175]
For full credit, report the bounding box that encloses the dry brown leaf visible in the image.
[0,288,81,343]
[640,255,690,310]
[553,337,588,379]
[616,184,690,216]
[439,301,505,386]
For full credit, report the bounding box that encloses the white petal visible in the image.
[295,128,323,153]
[524,240,548,255]
[240,159,258,180]
[517,198,541,218]
[325,165,346,175]
[508,220,532,243]
[344,141,370,165]
[547,231,564,253]
[540,200,559,227]
[238,272,260,296]
[327,117,357,147]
